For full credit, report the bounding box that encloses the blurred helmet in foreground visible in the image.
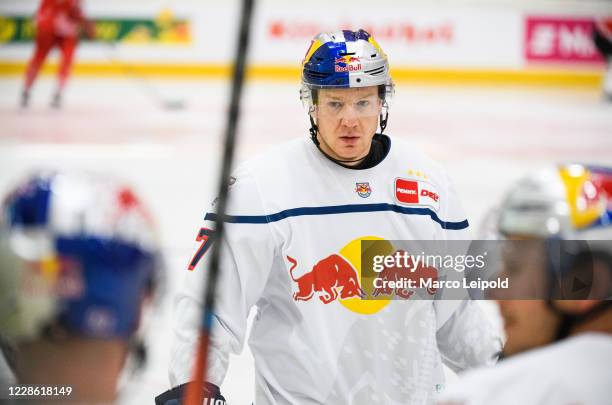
[498,164,612,239]
[494,164,612,300]
[0,171,162,343]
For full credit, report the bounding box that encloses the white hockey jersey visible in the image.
[437,333,612,405]
[170,136,501,405]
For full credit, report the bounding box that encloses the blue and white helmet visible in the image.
[0,171,163,342]
[300,29,394,130]
[301,29,392,89]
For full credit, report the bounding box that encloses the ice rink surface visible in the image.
[1,76,611,403]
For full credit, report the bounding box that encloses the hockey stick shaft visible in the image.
[184,0,255,404]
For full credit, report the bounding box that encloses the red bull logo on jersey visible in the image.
[334,55,362,72]
[395,178,440,211]
[355,182,372,198]
[287,254,365,304]
[282,237,446,313]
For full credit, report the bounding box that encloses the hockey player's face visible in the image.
[495,237,561,356]
[315,87,381,164]
[497,300,560,356]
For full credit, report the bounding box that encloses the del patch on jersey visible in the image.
[394,177,440,211]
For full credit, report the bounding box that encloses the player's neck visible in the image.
[16,338,127,403]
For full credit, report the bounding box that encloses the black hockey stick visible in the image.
[103,42,186,110]
[184,0,255,404]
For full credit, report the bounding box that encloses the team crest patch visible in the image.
[395,177,440,211]
[355,182,372,198]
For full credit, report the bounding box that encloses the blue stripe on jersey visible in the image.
[205,203,469,230]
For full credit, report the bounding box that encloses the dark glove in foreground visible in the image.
[155,382,226,405]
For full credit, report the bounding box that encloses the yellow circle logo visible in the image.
[337,236,395,315]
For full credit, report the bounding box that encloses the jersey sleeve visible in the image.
[434,300,503,373]
[169,166,278,387]
[439,172,473,241]
[434,174,502,372]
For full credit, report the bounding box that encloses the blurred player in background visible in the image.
[0,171,163,403]
[593,18,612,101]
[20,0,94,109]
[157,29,501,405]
[439,164,612,405]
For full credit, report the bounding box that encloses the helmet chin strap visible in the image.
[309,115,319,145]
[308,107,389,165]
[379,101,389,133]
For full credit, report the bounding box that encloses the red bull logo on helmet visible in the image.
[335,64,362,73]
[335,56,361,64]
[334,55,362,72]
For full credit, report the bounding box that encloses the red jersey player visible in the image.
[21,0,94,108]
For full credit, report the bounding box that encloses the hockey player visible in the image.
[20,0,94,108]
[0,171,163,403]
[438,164,612,405]
[158,30,501,405]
